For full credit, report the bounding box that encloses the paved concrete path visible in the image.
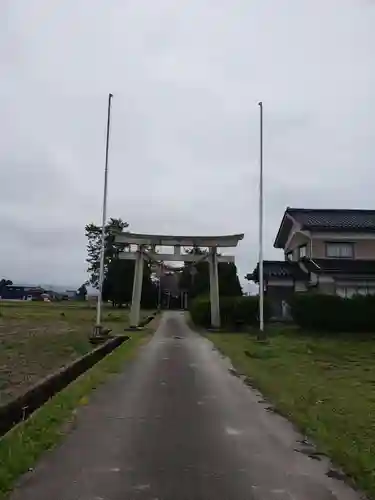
[11,312,361,500]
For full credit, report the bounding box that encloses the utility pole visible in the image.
[258,101,265,339]
[93,93,113,337]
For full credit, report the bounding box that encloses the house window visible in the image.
[326,242,354,258]
[298,245,307,259]
[336,285,374,298]
[336,286,357,298]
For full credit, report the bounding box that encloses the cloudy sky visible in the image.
[1,0,375,289]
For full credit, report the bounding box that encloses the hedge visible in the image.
[290,293,375,332]
[189,295,269,329]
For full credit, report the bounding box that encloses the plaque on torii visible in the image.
[114,232,244,329]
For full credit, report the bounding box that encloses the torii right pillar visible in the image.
[129,246,144,328]
[209,247,220,328]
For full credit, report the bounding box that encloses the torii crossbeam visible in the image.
[114,232,244,329]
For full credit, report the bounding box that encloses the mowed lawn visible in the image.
[0,301,137,404]
[208,329,375,497]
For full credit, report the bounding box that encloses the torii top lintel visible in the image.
[115,232,244,248]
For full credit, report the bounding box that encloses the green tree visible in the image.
[76,283,87,300]
[102,259,134,307]
[85,218,157,308]
[141,261,158,309]
[0,279,12,292]
[85,218,129,288]
[218,262,242,296]
[179,247,242,299]
[179,247,209,299]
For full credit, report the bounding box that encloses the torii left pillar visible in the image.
[130,246,144,328]
[209,247,221,328]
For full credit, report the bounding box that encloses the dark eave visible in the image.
[246,260,308,283]
[273,210,295,249]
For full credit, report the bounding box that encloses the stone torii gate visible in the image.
[114,232,244,328]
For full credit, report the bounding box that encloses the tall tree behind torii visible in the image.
[179,246,242,300]
[85,218,157,308]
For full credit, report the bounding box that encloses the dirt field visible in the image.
[0,301,136,404]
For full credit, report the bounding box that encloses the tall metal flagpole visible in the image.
[94,93,113,335]
[258,101,265,335]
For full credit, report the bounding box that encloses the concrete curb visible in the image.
[0,335,129,437]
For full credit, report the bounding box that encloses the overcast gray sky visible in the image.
[1,0,375,289]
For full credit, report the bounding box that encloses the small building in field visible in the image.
[0,285,45,301]
[65,290,78,300]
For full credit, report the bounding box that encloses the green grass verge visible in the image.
[0,333,149,498]
[208,330,375,498]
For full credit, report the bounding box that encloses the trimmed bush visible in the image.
[290,293,375,332]
[190,295,269,329]
[189,296,211,327]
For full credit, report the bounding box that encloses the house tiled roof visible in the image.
[246,260,307,283]
[303,259,375,275]
[274,208,375,248]
[247,258,375,284]
[287,208,375,231]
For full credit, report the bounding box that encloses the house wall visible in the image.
[317,281,336,295]
[0,289,25,300]
[335,280,375,297]
[284,232,311,259]
[311,238,375,260]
